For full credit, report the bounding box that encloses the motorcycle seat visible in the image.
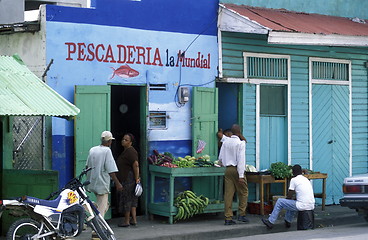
[24,195,62,208]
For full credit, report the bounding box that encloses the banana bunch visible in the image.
[174,190,209,222]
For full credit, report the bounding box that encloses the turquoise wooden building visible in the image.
[217,1,368,204]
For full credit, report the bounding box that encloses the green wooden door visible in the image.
[74,85,112,218]
[75,85,111,176]
[191,87,219,199]
[192,87,219,160]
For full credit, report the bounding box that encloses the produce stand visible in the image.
[148,165,237,224]
[303,173,328,210]
[246,174,288,215]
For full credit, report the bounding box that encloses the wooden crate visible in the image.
[247,201,273,215]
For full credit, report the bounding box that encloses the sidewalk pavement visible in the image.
[79,204,362,240]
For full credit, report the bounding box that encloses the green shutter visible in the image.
[74,85,112,218]
[74,85,111,176]
[191,87,218,160]
[191,87,219,199]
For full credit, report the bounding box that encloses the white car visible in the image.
[340,173,368,221]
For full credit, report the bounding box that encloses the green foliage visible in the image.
[269,162,292,179]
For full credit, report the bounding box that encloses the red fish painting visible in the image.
[110,65,140,79]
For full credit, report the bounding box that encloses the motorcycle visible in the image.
[0,167,116,240]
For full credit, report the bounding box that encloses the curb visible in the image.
[130,211,360,240]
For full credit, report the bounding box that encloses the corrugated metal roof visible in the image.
[223,4,368,36]
[0,55,80,118]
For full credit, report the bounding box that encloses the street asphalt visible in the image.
[78,204,364,240]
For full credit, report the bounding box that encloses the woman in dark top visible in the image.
[116,133,140,227]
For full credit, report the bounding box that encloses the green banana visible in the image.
[182,202,190,218]
[174,206,183,221]
[184,190,197,199]
[174,191,211,222]
[188,197,198,206]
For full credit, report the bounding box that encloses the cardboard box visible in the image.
[272,195,286,205]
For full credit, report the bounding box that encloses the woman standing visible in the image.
[116,133,140,227]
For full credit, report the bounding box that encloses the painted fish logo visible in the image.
[110,64,140,79]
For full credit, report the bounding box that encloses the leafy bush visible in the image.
[270,162,292,179]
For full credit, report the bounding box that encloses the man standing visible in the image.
[218,124,249,225]
[261,164,315,229]
[86,130,123,217]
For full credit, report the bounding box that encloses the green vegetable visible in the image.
[269,162,292,179]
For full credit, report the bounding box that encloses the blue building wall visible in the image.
[46,0,219,187]
[220,0,368,19]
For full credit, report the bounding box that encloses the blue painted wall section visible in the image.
[46,0,219,185]
[217,82,238,130]
[148,140,191,158]
[46,0,218,36]
[52,135,73,188]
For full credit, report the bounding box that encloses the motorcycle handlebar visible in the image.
[78,167,92,180]
[45,168,92,200]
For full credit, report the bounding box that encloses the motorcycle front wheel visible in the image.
[91,215,116,240]
[6,218,49,240]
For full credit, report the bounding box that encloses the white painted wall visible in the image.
[0,6,46,79]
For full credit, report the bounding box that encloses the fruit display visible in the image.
[173,190,209,222]
[147,150,216,168]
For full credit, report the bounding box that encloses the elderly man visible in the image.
[86,130,123,217]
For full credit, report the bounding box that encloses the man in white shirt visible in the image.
[218,124,249,225]
[262,164,315,229]
[86,131,123,217]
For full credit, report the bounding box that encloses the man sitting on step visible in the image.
[261,164,315,229]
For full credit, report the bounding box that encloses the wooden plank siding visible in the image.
[221,31,368,175]
[241,83,257,167]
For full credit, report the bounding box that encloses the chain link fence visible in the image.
[12,116,44,170]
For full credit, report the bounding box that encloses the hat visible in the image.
[101,131,115,141]
[135,183,143,197]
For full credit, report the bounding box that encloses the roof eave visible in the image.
[218,4,269,35]
[0,21,40,35]
[268,32,368,47]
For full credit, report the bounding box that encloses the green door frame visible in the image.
[139,86,148,214]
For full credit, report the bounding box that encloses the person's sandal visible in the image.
[118,223,130,227]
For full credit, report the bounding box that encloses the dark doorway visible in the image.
[110,85,142,217]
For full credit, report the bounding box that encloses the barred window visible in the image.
[246,56,288,80]
[312,61,349,81]
[149,111,167,129]
[149,84,167,91]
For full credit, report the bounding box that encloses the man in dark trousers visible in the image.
[218,124,249,225]
[261,164,315,229]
